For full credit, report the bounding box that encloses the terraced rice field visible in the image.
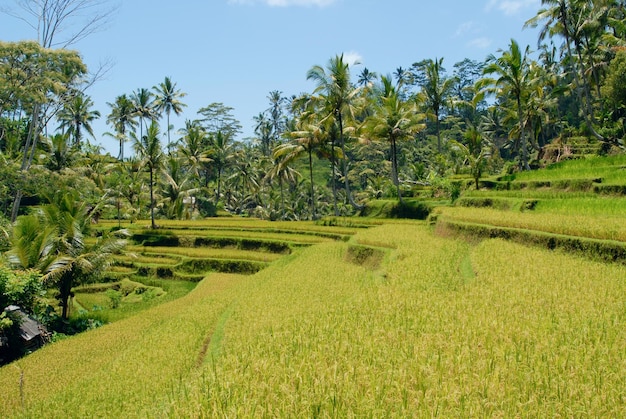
[1,220,624,417]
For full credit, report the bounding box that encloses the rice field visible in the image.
[439,206,626,242]
[1,221,624,417]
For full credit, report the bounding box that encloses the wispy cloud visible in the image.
[342,51,363,67]
[485,0,540,16]
[228,0,337,6]
[455,21,480,37]
[468,37,493,49]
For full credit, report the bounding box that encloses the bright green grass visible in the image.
[506,154,626,183]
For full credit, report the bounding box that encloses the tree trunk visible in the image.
[391,137,403,203]
[150,167,156,229]
[308,148,316,220]
[12,104,41,222]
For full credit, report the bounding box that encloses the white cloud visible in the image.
[468,37,493,49]
[228,0,337,6]
[485,0,540,16]
[342,51,362,67]
[455,21,480,37]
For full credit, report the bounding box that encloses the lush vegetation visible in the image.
[1,0,626,416]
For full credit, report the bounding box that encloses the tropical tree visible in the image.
[357,67,378,87]
[56,92,100,147]
[132,121,163,229]
[451,125,492,189]
[274,115,327,219]
[307,54,363,210]
[153,76,186,151]
[106,94,137,160]
[8,192,127,319]
[265,154,300,220]
[481,39,534,170]
[207,131,235,204]
[362,76,425,202]
[418,58,457,153]
[131,87,156,139]
[525,0,605,140]
[45,132,77,171]
[177,119,211,181]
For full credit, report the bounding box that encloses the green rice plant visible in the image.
[440,206,626,242]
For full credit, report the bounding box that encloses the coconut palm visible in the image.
[132,121,163,229]
[307,54,363,211]
[131,88,156,139]
[363,76,425,202]
[177,119,211,181]
[57,92,101,147]
[274,115,328,220]
[8,192,127,319]
[418,58,457,153]
[525,0,604,140]
[153,76,187,151]
[208,131,235,204]
[481,39,534,170]
[106,94,138,160]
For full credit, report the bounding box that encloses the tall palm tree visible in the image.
[57,92,101,147]
[265,154,300,220]
[132,121,163,229]
[153,76,187,151]
[131,88,156,140]
[208,131,234,204]
[525,0,604,140]
[363,76,425,202]
[481,39,534,170]
[418,58,457,153]
[106,94,138,160]
[177,119,211,181]
[307,54,363,210]
[274,116,328,220]
[357,67,378,87]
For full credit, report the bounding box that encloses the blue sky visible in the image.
[2,0,542,155]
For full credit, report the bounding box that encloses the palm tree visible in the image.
[362,76,425,202]
[253,112,273,156]
[451,125,492,189]
[153,76,187,151]
[481,39,534,170]
[357,67,378,87]
[307,54,363,210]
[525,0,604,140]
[208,131,234,204]
[57,92,101,147]
[45,132,76,171]
[419,58,457,153]
[177,119,211,181]
[131,88,156,139]
[106,94,138,160]
[265,155,300,220]
[8,192,127,319]
[132,121,163,229]
[161,156,198,219]
[274,116,328,219]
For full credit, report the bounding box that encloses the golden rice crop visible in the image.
[2,220,624,417]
